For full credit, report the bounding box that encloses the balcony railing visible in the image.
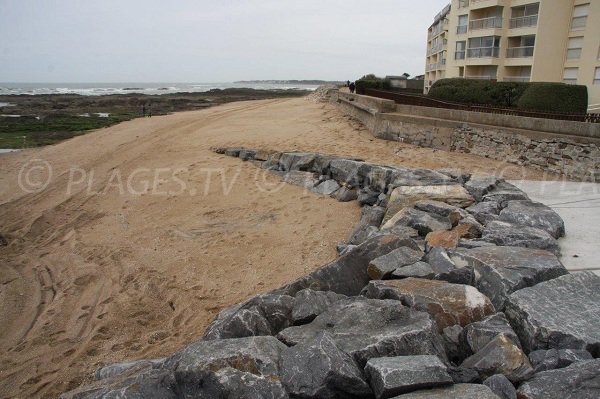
[457,25,468,34]
[509,14,538,29]
[504,76,531,82]
[455,51,466,60]
[469,16,502,30]
[467,47,500,58]
[506,46,534,58]
[464,75,497,80]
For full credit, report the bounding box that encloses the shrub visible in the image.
[355,74,391,94]
[516,82,588,113]
[428,78,528,107]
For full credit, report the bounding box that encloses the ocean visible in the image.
[0,82,321,96]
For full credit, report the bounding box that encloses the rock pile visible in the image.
[62,148,600,398]
[305,84,340,103]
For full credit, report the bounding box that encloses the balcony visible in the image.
[455,51,466,60]
[504,76,531,82]
[509,14,538,29]
[467,47,500,58]
[457,25,468,34]
[506,46,534,58]
[469,16,502,30]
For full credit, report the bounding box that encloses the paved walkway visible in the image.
[510,180,600,276]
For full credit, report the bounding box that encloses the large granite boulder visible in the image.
[313,179,340,195]
[277,298,447,366]
[279,152,317,172]
[460,334,534,383]
[347,206,386,245]
[367,245,424,279]
[329,158,363,186]
[504,272,600,356]
[388,383,502,398]
[448,246,568,310]
[480,221,560,255]
[414,200,459,217]
[283,171,319,189]
[528,349,593,372]
[483,374,516,399]
[279,233,411,296]
[280,332,371,398]
[498,200,565,238]
[459,313,521,356]
[464,176,504,202]
[291,289,348,325]
[388,168,458,188]
[203,293,295,340]
[383,185,474,223]
[516,359,600,399]
[95,358,166,380]
[466,201,500,225]
[391,262,437,280]
[382,208,452,236]
[363,164,396,192]
[482,181,530,207]
[364,356,452,399]
[362,278,495,331]
[424,247,473,285]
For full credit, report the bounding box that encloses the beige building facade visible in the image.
[424,0,600,111]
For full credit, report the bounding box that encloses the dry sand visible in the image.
[0,96,551,398]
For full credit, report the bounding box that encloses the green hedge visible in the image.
[355,74,391,94]
[428,78,588,113]
[517,82,588,113]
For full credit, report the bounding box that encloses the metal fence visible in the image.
[363,88,600,123]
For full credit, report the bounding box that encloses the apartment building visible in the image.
[424,0,600,111]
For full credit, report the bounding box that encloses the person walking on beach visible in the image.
[349,82,356,94]
[148,104,152,118]
[142,104,146,117]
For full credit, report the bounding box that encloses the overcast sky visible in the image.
[0,0,449,83]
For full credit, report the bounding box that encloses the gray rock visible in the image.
[346,225,380,246]
[203,293,295,340]
[279,234,417,296]
[389,168,459,187]
[447,209,484,238]
[334,186,359,202]
[516,359,600,399]
[483,374,516,399]
[346,205,385,245]
[498,200,565,238]
[528,349,593,372]
[283,170,318,189]
[482,182,530,208]
[261,152,283,170]
[279,152,316,171]
[310,154,338,175]
[377,193,389,207]
[362,278,495,331]
[392,262,436,280]
[176,366,289,399]
[425,247,474,285]
[367,245,424,280]
[277,298,447,367]
[480,221,560,255]
[460,313,521,356]
[464,176,504,202]
[441,325,463,363]
[447,367,481,384]
[449,246,567,310]
[358,187,381,206]
[313,179,340,195]
[460,334,534,383]
[224,147,244,157]
[95,358,166,380]
[414,200,459,217]
[167,336,286,378]
[291,289,347,325]
[388,383,502,398]
[336,243,358,255]
[329,158,363,186]
[360,205,387,226]
[382,208,452,236]
[364,164,396,192]
[466,201,500,225]
[458,239,497,249]
[239,149,257,161]
[280,332,371,399]
[504,272,600,356]
[365,356,452,399]
[60,369,178,399]
[438,168,471,184]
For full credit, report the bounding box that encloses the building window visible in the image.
[467,36,501,58]
[457,15,468,34]
[571,3,589,31]
[563,67,578,84]
[459,0,469,8]
[455,41,466,59]
[567,36,584,60]
[594,68,600,85]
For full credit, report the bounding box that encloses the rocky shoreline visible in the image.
[62,148,600,398]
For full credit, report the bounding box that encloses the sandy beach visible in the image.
[0,96,552,398]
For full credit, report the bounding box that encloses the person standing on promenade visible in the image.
[148,104,152,117]
[349,82,356,94]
